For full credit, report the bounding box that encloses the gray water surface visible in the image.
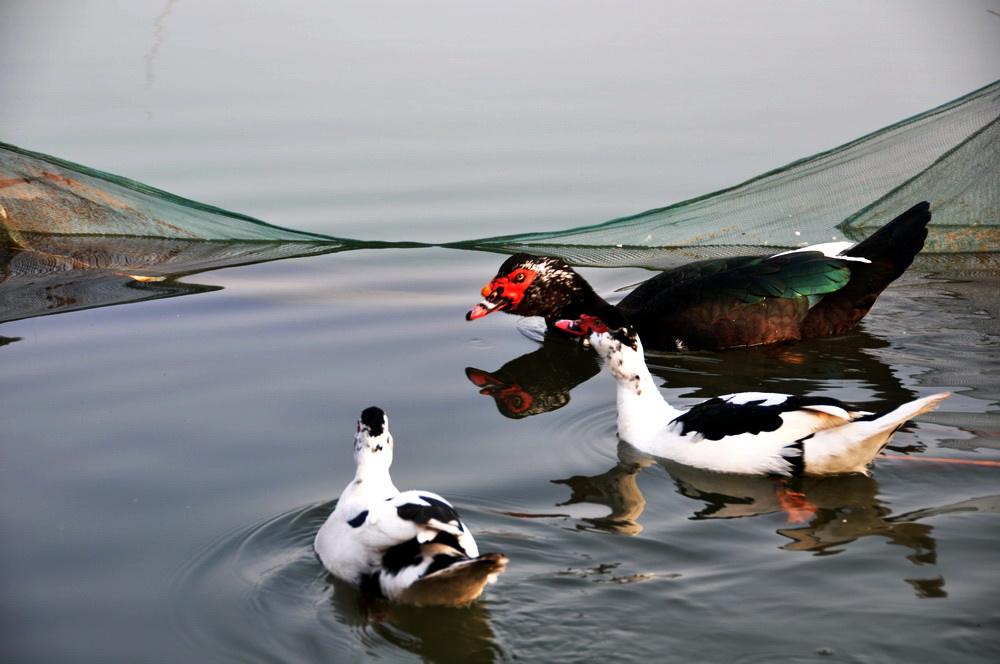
[2,249,998,662]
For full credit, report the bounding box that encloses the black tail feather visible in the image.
[801,202,931,338]
[844,201,931,278]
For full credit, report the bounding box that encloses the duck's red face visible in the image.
[465,367,535,416]
[555,311,639,351]
[467,254,590,321]
[466,266,539,320]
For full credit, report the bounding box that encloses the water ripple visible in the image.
[168,500,514,663]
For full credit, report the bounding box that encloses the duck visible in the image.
[554,305,949,475]
[314,406,507,607]
[467,201,931,351]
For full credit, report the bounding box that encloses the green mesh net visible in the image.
[0,141,340,243]
[2,80,997,287]
[0,235,358,323]
[2,144,356,323]
[454,80,999,267]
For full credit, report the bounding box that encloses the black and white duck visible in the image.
[468,202,931,351]
[555,306,949,475]
[314,406,507,607]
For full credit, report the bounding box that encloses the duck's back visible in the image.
[618,254,844,351]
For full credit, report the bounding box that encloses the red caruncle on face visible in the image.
[481,268,538,310]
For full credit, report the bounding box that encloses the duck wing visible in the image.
[365,490,480,558]
[619,253,851,350]
[664,393,868,475]
[671,393,861,442]
[361,496,505,606]
[619,255,764,306]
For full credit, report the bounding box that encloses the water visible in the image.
[2,2,999,662]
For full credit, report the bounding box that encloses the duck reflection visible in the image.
[644,328,919,409]
[552,447,649,536]
[554,442,1000,598]
[467,325,919,420]
[466,333,599,418]
[328,576,503,663]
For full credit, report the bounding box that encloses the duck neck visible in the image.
[610,343,682,443]
[541,280,611,328]
[558,289,611,322]
[350,456,397,498]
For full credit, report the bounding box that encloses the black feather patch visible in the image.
[360,406,385,436]
[396,495,463,529]
[786,437,808,477]
[496,253,535,276]
[347,510,368,528]
[672,395,850,441]
[381,535,470,579]
[381,538,423,574]
[430,530,463,552]
[360,571,386,599]
[424,552,464,577]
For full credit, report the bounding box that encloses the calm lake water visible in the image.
[2,2,999,662]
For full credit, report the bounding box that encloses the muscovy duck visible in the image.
[467,202,931,351]
[314,406,507,607]
[555,306,948,475]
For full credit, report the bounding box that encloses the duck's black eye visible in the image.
[513,272,525,283]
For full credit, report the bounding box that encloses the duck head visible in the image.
[466,254,597,321]
[465,367,539,418]
[555,306,643,373]
[354,406,394,470]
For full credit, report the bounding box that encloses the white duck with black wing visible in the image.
[556,306,949,476]
[314,406,507,607]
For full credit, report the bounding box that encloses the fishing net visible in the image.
[2,80,997,282]
[0,235,358,323]
[0,141,340,243]
[1,143,362,322]
[455,80,999,267]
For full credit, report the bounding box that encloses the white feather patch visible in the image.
[425,518,463,537]
[721,392,790,406]
[773,242,871,263]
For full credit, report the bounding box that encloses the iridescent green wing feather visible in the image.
[711,253,852,304]
[619,252,850,312]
